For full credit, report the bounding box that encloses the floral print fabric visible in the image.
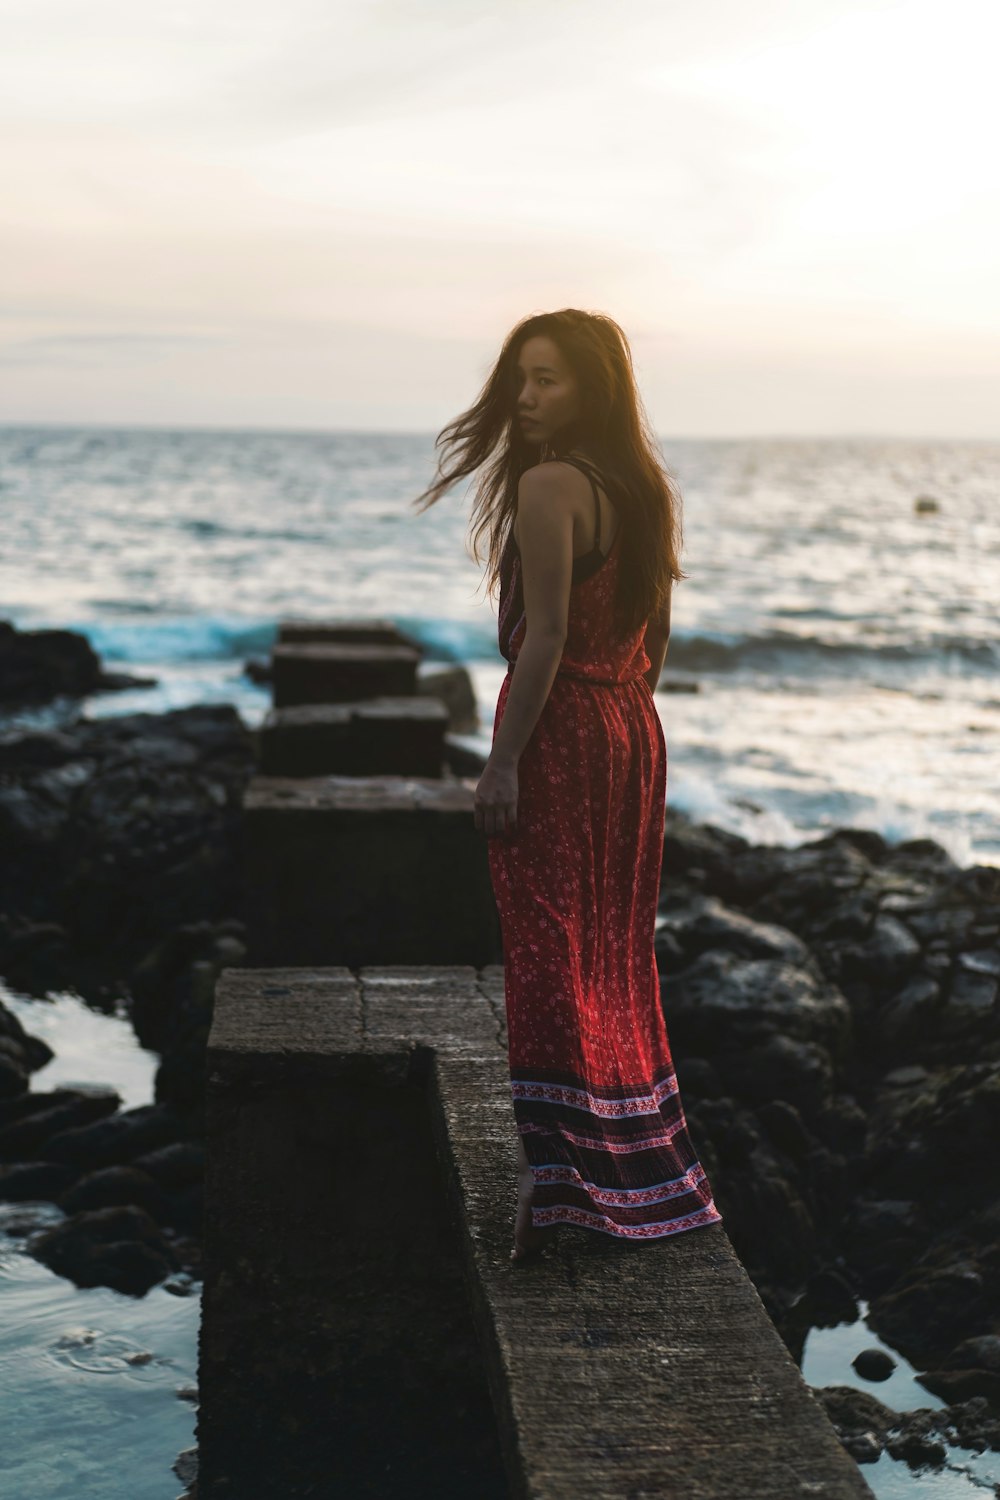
[489,496,724,1239]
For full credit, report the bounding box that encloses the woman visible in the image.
[415,308,723,1262]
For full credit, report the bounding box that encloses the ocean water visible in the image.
[2,424,998,867]
[1,425,998,1493]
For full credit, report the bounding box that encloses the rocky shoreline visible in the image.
[1,620,999,1478]
[656,816,1000,1468]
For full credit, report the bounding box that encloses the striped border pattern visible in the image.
[511,1062,723,1241]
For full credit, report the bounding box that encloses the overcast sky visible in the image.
[1,0,997,438]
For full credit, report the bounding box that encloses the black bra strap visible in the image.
[552,453,602,549]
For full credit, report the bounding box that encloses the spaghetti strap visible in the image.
[551,453,602,550]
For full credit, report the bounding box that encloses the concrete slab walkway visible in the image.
[200,964,875,1499]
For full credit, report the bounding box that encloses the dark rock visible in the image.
[0,728,80,770]
[0,620,102,704]
[57,1164,172,1221]
[716,1034,836,1120]
[661,812,753,900]
[917,1367,1000,1406]
[154,1017,210,1124]
[653,923,684,967]
[0,997,56,1075]
[687,1099,818,1284]
[76,703,250,763]
[129,922,246,1053]
[662,950,853,1060]
[941,1334,1000,1373]
[957,947,1000,978]
[882,1064,930,1087]
[841,1199,931,1291]
[884,1424,947,1467]
[811,1383,898,1457]
[899,900,988,949]
[867,1260,990,1366]
[811,892,881,946]
[95,669,158,692]
[0,1054,29,1100]
[839,1430,882,1463]
[942,968,998,1033]
[885,837,963,877]
[814,1094,868,1157]
[724,1153,817,1284]
[131,1140,205,1191]
[27,1203,178,1294]
[932,1393,1000,1447]
[0,1085,96,1127]
[673,1055,725,1100]
[0,1159,77,1200]
[0,918,78,996]
[167,1180,204,1234]
[0,784,66,846]
[838,914,922,986]
[802,1266,858,1327]
[878,975,942,1053]
[861,1063,1000,1212]
[243,655,272,684]
[655,894,811,965]
[917,1333,1000,1406]
[798,1144,851,1232]
[740,836,875,931]
[0,1087,121,1158]
[828,829,893,863]
[755,1100,813,1161]
[853,1347,895,1381]
[0,704,255,997]
[824,1391,1000,1463]
[41,1102,186,1169]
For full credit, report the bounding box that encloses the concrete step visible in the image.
[432,1051,876,1499]
[417,662,480,734]
[259,695,449,777]
[277,617,425,654]
[271,642,421,707]
[200,965,876,1500]
[241,774,501,967]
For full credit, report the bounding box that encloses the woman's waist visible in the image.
[505,658,649,689]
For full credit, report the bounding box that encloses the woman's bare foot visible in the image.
[511,1136,559,1263]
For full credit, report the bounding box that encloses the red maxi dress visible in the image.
[488,453,724,1240]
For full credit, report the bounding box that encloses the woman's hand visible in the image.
[474,752,519,837]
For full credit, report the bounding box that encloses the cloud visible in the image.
[0,0,997,432]
[0,331,229,367]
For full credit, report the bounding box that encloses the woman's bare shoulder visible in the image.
[515,462,583,518]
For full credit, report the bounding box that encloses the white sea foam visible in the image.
[1,425,997,864]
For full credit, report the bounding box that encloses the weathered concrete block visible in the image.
[444,731,490,778]
[199,966,508,1500]
[200,966,876,1500]
[241,774,502,966]
[258,696,449,777]
[277,617,424,654]
[416,662,479,733]
[271,643,421,707]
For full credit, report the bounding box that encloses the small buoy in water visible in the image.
[914,494,940,513]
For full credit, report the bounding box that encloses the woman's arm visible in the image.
[475,465,575,837]
[642,586,672,692]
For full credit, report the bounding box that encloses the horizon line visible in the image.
[1,420,998,446]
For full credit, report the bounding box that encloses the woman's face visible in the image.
[512,334,582,447]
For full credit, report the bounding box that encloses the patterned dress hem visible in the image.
[530,1197,724,1240]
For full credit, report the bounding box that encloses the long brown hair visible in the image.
[412,308,687,636]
